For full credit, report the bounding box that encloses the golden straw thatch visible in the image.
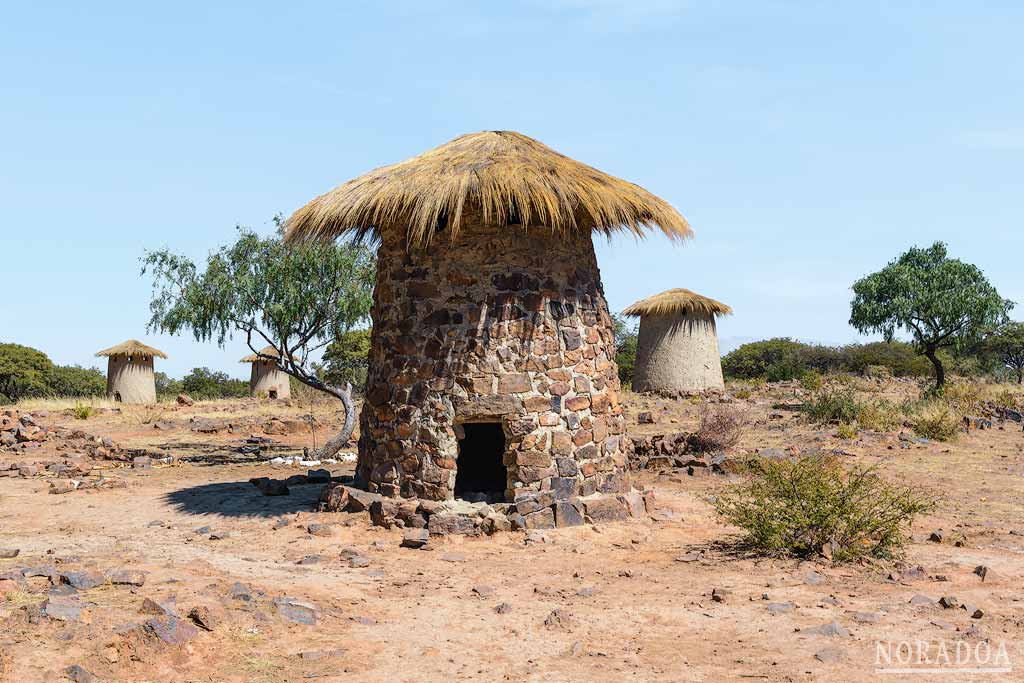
[94,340,168,359]
[239,346,283,363]
[623,289,732,319]
[285,131,692,248]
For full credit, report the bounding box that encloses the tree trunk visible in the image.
[924,347,945,388]
[1017,368,1022,384]
[306,382,357,461]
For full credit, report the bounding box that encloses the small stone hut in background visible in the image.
[286,131,692,504]
[240,346,292,399]
[623,288,731,394]
[94,340,167,404]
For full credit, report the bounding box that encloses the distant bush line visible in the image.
[721,338,1000,382]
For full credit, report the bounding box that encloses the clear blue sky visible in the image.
[2,1,1021,379]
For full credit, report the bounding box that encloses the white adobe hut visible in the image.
[240,346,291,399]
[94,340,167,404]
[623,289,732,394]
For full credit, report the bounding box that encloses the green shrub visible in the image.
[856,399,903,431]
[0,343,54,403]
[48,365,106,398]
[181,367,248,400]
[322,328,372,391]
[799,370,824,391]
[935,381,983,416]
[836,423,858,440]
[154,372,183,399]
[71,402,95,420]
[804,387,862,425]
[910,400,962,441]
[611,314,638,387]
[713,455,933,562]
[723,338,836,381]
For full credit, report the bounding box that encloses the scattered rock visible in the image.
[141,597,176,616]
[307,523,334,537]
[928,530,944,543]
[767,602,796,615]
[61,570,106,590]
[318,483,349,512]
[711,588,730,603]
[250,477,290,497]
[176,394,194,406]
[400,528,430,549]
[801,620,850,637]
[637,412,655,424]
[544,608,573,630]
[106,569,147,586]
[0,548,19,559]
[472,585,495,599]
[852,611,881,623]
[909,594,935,607]
[814,647,846,663]
[42,598,82,622]
[494,602,513,614]
[973,565,994,582]
[187,605,219,631]
[274,597,318,625]
[962,604,984,619]
[145,615,199,645]
[804,571,826,586]
[64,664,95,683]
[938,596,959,609]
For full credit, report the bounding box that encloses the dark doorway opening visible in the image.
[455,422,507,501]
[114,392,122,403]
[268,389,278,399]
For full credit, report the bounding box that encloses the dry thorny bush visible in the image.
[688,402,749,453]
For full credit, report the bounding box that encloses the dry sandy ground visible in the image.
[1,388,1023,682]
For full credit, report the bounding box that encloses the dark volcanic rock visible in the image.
[145,615,199,645]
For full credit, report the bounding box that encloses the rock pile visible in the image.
[627,432,732,475]
[318,481,654,537]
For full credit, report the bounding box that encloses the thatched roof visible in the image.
[623,289,732,319]
[239,346,283,363]
[285,131,692,248]
[95,340,168,359]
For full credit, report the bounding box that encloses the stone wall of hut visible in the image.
[358,217,629,501]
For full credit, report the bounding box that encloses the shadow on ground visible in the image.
[162,480,322,518]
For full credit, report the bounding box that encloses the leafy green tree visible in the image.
[142,218,375,456]
[850,242,1012,387]
[154,371,183,398]
[0,343,54,403]
[181,367,249,399]
[612,314,638,387]
[322,328,372,391]
[985,322,1024,383]
[48,365,106,397]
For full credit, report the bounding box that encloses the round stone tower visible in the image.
[240,346,292,399]
[95,340,167,404]
[286,131,693,503]
[624,288,731,394]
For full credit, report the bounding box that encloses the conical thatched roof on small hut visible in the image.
[285,130,692,248]
[623,289,732,320]
[239,346,283,363]
[95,340,168,359]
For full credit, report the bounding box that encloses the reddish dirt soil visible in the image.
[1,387,1023,682]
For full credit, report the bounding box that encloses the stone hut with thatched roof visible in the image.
[286,131,692,507]
[95,340,167,404]
[240,346,292,399]
[623,289,731,394]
